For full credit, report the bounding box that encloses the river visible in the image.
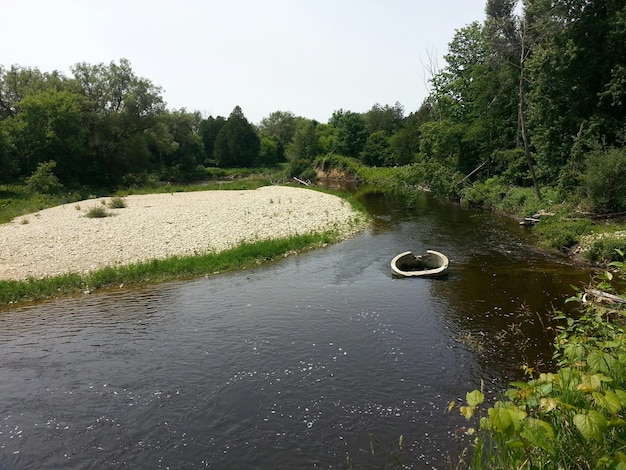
[0,190,592,469]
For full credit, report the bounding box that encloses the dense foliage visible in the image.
[455,260,626,469]
[1,1,624,211]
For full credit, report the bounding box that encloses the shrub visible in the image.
[491,149,532,186]
[289,158,316,181]
[586,235,626,262]
[85,206,109,218]
[26,161,63,194]
[538,217,593,251]
[582,147,626,214]
[108,197,127,209]
[313,154,364,181]
[461,177,506,209]
[455,263,626,470]
[398,155,463,199]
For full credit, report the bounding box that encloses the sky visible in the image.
[2,0,486,124]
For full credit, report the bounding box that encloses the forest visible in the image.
[1,0,625,217]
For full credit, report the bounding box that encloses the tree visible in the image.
[363,102,404,135]
[328,109,368,158]
[484,2,541,197]
[389,109,427,166]
[199,115,226,166]
[524,0,626,187]
[154,110,205,181]
[258,111,297,147]
[25,160,63,194]
[213,106,260,167]
[258,134,284,166]
[427,22,512,174]
[286,119,321,161]
[0,125,17,183]
[13,89,88,185]
[361,131,392,166]
[0,65,64,118]
[70,59,165,187]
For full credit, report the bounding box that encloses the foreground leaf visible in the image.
[574,410,608,442]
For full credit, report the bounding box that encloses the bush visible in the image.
[85,206,110,218]
[107,197,127,209]
[582,147,626,214]
[586,235,626,262]
[289,158,317,181]
[26,161,63,194]
[538,217,593,251]
[491,149,532,186]
[398,155,463,199]
[455,263,626,470]
[313,154,363,179]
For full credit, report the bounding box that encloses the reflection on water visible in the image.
[0,192,592,468]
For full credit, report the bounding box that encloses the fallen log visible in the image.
[584,288,626,306]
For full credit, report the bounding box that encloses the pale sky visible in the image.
[2,0,485,124]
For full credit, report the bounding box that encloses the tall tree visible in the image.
[363,102,404,136]
[427,22,516,174]
[258,111,297,147]
[213,106,260,167]
[0,125,15,183]
[70,59,165,186]
[0,65,66,119]
[484,0,541,197]
[286,119,321,161]
[328,109,368,158]
[525,0,626,185]
[12,89,88,185]
[199,115,226,166]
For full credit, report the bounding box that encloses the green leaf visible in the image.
[611,451,626,469]
[573,410,608,442]
[488,406,526,435]
[615,389,626,407]
[577,374,612,393]
[587,351,615,373]
[520,418,556,456]
[505,439,525,450]
[466,390,485,407]
[603,390,623,413]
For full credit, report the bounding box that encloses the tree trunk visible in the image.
[518,21,541,200]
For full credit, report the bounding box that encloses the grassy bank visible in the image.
[1,171,369,306]
[0,231,345,306]
[345,161,626,264]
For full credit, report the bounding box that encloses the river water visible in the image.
[0,191,592,469]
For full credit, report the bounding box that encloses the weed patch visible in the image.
[84,206,110,218]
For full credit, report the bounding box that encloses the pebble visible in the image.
[0,186,365,280]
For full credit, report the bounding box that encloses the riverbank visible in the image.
[0,186,364,281]
[0,186,368,304]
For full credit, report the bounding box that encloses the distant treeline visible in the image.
[1,1,625,212]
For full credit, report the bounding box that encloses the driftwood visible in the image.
[456,159,490,186]
[584,288,626,307]
[292,176,311,186]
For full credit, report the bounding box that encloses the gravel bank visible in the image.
[0,186,365,281]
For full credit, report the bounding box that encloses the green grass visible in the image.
[0,231,346,306]
[107,196,127,209]
[0,184,85,224]
[537,216,594,252]
[84,205,110,218]
[0,167,288,224]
